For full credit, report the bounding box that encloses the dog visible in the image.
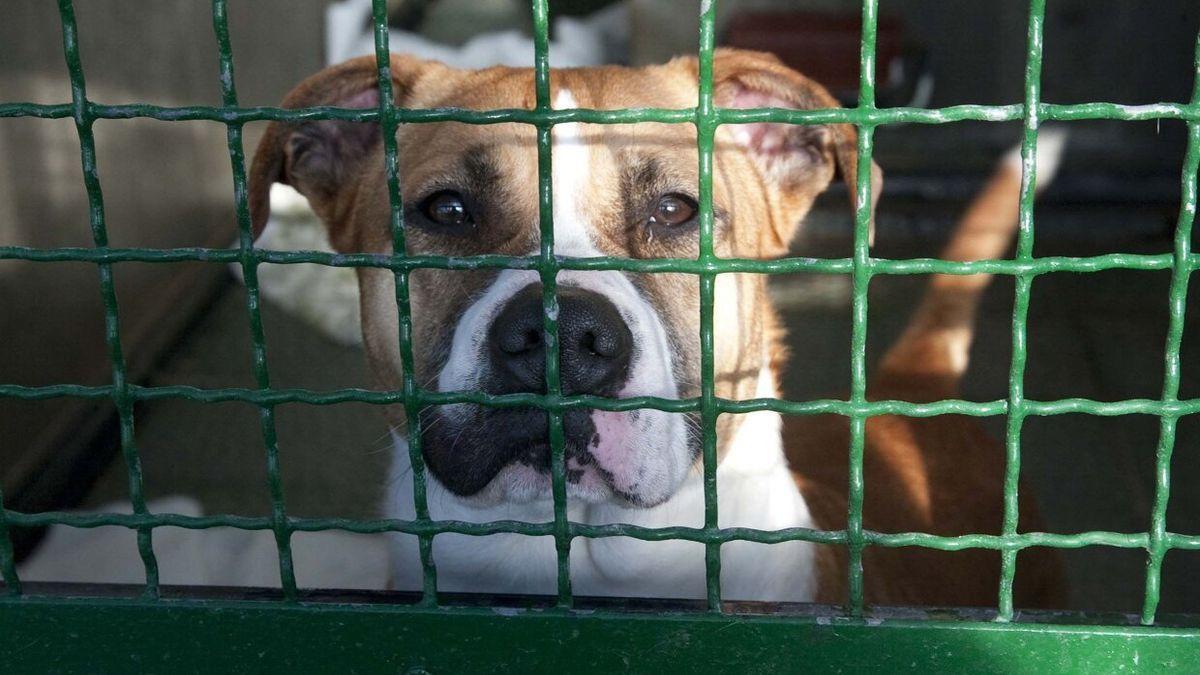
[248,49,1064,607]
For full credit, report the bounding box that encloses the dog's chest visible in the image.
[384,409,820,602]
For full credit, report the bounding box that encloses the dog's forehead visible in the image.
[397,64,710,239]
[426,63,700,111]
[399,64,703,165]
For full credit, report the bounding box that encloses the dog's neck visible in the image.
[384,356,820,602]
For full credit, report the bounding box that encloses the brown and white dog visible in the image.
[248,50,1065,608]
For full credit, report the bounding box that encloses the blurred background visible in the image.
[2,0,1200,614]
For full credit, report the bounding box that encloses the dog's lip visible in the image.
[514,442,662,508]
[517,438,596,466]
[515,439,602,480]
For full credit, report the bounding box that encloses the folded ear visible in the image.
[707,48,883,254]
[248,54,432,249]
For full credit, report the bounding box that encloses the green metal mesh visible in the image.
[0,0,1198,629]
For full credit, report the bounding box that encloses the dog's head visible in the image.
[249,49,880,508]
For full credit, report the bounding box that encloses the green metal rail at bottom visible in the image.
[0,592,1196,673]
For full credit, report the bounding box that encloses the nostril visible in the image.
[499,327,542,356]
[523,328,541,351]
[581,331,598,357]
[488,284,553,394]
[583,329,619,358]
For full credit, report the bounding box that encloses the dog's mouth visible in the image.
[419,407,594,495]
[419,406,689,507]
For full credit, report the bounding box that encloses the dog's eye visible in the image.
[420,191,474,229]
[648,193,698,229]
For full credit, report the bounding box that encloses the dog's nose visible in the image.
[490,285,632,395]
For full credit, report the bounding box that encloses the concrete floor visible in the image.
[81,202,1200,615]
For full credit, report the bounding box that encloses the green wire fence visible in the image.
[2,0,1200,667]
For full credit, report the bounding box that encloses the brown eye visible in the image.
[421,191,474,229]
[648,193,697,229]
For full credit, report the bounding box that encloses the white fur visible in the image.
[550,90,600,257]
[389,364,818,601]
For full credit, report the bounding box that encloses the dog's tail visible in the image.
[875,129,1068,396]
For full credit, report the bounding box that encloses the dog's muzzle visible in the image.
[422,271,692,507]
[421,283,638,497]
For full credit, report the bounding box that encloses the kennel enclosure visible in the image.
[1,0,1200,670]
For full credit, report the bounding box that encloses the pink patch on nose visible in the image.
[588,410,639,490]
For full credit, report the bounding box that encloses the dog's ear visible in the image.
[699,49,884,255]
[248,54,432,249]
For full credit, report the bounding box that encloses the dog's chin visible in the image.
[438,457,677,510]
[459,463,614,507]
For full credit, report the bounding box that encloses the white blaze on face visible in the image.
[550,89,601,257]
[432,87,694,508]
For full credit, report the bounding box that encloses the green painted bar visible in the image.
[5,101,1200,125]
[54,0,160,600]
[0,488,17,596]
[210,0,298,601]
[4,246,1193,277]
[997,0,1047,622]
[1,598,1197,673]
[8,507,1200,552]
[1142,30,1200,626]
[697,0,722,612]
[845,0,879,617]
[529,0,575,608]
[367,0,439,608]
[8,383,1200,421]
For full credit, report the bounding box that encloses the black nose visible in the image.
[489,285,633,396]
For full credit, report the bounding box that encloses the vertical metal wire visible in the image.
[696,0,722,612]
[368,0,440,607]
[845,0,879,617]
[210,0,298,600]
[1141,29,1200,626]
[0,487,19,596]
[55,0,160,600]
[531,0,574,608]
[996,0,1047,622]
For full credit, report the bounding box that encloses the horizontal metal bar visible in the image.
[0,581,1186,625]
[2,246,1191,276]
[871,530,1150,550]
[3,510,833,546]
[4,383,1200,418]
[2,595,1197,672]
[2,101,1197,124]
[0,102,692,125]
[6,509,1198,553]
[1170,533,1200,550]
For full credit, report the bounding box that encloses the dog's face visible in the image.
[249,50,879,508]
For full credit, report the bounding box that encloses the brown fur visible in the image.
[248,50,1063,608]
[786,160,1065,609]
